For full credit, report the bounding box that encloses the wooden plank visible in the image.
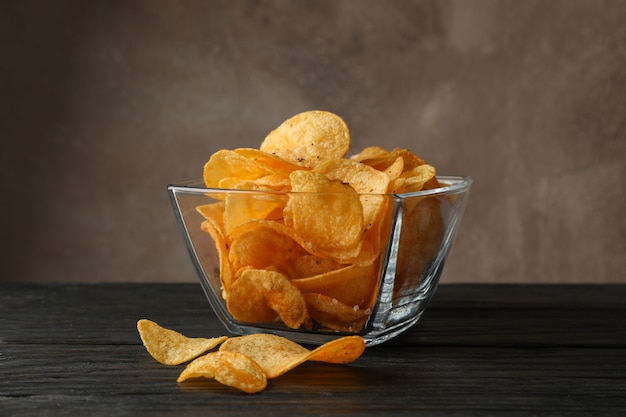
[1,283,625,347]
[1,344,625,416]
[2,284,626,416]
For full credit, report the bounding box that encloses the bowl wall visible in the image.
[168,176,472,346]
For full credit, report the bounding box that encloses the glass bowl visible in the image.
[168,175,472,347]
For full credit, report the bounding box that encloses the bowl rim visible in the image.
[168,175,473,197]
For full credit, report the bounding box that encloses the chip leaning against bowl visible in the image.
[197,110,444,333]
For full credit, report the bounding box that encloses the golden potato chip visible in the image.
[225,268,277,324]
[203,149,273,188]
[227,268,308,329]
[260,110,350,168]
[347,194,392,266]
[137,319,227,365]
[314,158,389,194]
[293,254,343,279]
[218,175,291,192]
[227,218,334,269]
[312,159,392,263]
[233,148,303,177]
[228,221,307,278]
[382,156,405,185]
[286,170,363,261]
[219,333,365,379]
[423,175,442,190]
[303,293,370,326]
[223,191,288,236]
[349,145,390,162]
[292,263,379,308]
[200,220,232,293]
[177,351,267,394]
[392,163,437,193]
[196,201,225,230]
[219,334,311,378]
[359,147,425,173]
[307,335,366,364]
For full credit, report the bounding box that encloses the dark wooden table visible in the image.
[1,283,625,416]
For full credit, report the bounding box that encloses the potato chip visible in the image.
[312,159,392,264]
[228,222,307,278]
[382,156,405,185]
[359,147,425,173]
[233,148,303,177]
[314,158,389,195]
[347,194,392,266]
[200,220,232,293]
[307,335,366,364]
[218,175,291,192]
[203,149,273,188]
[224,268,277,324]
[137,319,227,365]
[260,110,350,168]
[349,145,390,162]
[292,262,379,308]
[286,170,363,261]
[303,293,370,332]
[293,254,343,279]
[392,163,437,193]
[219,334,311,378]
[219,333,365,379]
[227,268,308,329]
[223,191,288,236]
[177,351,267,394]
[423,175,442,190]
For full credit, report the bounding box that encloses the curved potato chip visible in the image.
[292,262,379,308]
[177,351,267,394]
[219,333,365,379]
[314,158,389,194]
[227,268,308,329]
[303,293,370,324]
[359,147,425,173]
[225,268,277,324]
[392,164,437,193]
[293,254,344,279]
[228,222,307,277]
[382,156,405,185]
[203,149,273,188]
[260,110,350,168]
[233,148,303,177]
[200,220,232,292]
[196,201,225,231]
[218,175,291,192]
[307,335,366,364]
[219,334,310,378]
[223,191,288,236]
[346,194,393,266]
[349,145,390,162]
[137,319,227,365]
[287,170,363,261]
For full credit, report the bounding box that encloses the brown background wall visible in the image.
[2,0,625,284]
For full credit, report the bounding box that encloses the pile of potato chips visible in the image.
[197,110,441,333]
[137,319,365,393]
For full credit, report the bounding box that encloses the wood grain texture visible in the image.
[1,283,625,416]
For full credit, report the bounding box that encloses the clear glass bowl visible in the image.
[168,176,472,347]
